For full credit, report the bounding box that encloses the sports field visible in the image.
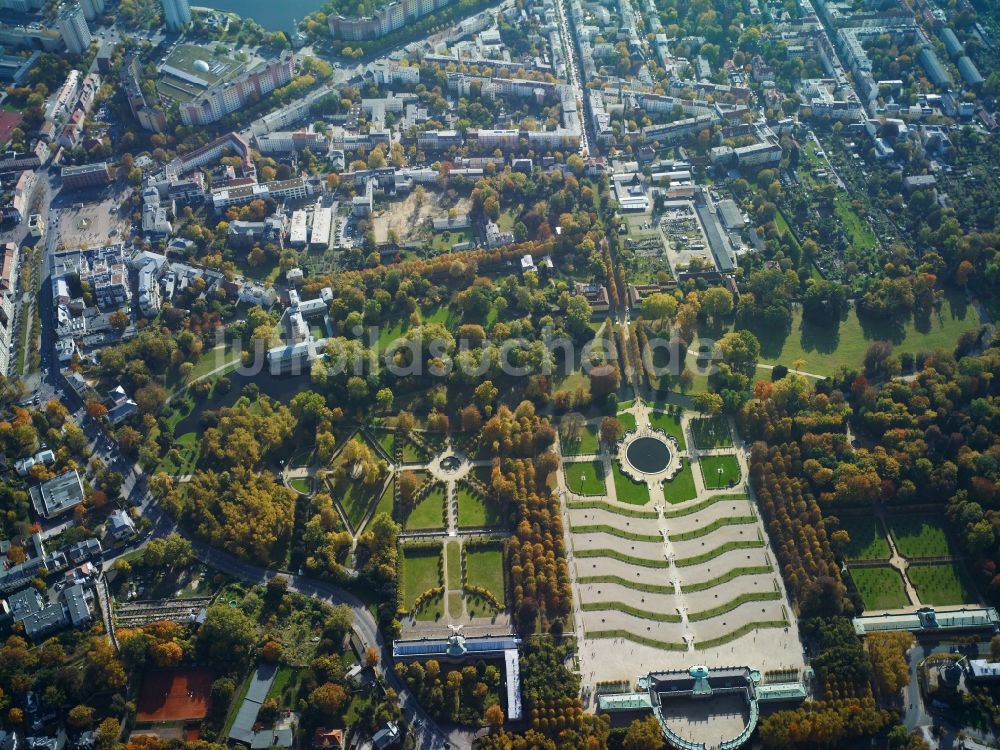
[136,668,214,722]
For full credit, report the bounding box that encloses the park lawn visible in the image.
[431,228,473,252]
[908,563,978,606]
[456,485,502,528]
[850,565,909,611]
[375,430,395,457]
[612,463,651,505]
[699,455,741,490]
[159,432,198,475]
[333,475,385,532]
[888,515,953,559]
[445,541,462,590]
[839,516,891,560]
[465,546,506,605]
[663,461,698,504]
[834,192,877,253]
[690,417,733,449]
[561,423,600,456]
[414,593,444,621]
[377,304,453,351]
[564,461,606,496]
[498,206,519,232]
[373,478,395,521]
[447,591,463,619]
[290,477,311,494]
[186,344,239,382]
[400,545,442,610]
[618,412,637,433]
[403,486,446,531]
[649,410,686,450]
[752,290,979,377]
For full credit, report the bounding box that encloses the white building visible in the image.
[161,0,191,31]
[81,0,104,20]
[56,4,92,56]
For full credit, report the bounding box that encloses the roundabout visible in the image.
[617,429,683,484]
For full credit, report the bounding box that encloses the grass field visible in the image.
[752,290,979,376]
[690,417,733,449]
[888,515,953,559]
[290,477,311,494]
[445,541,462,590]
[334,475,385,532]
[699,455,741,490]
[561,423,600,456]
[403,486,446,531]
[400,545,442,610]
[158,432,198,475]
[850,565,910,611]
[415,593,443,621]
[611,463,650,505]
[373,478,395,521]
[649,410,686,450]
[465,545,505,606]
[332,437,388,531]
[565,461,606,496]
[908,563,977,606]
[663,460,697,504]
[839,516,891,560]
[456,485,502,528]
[618,412,637,433]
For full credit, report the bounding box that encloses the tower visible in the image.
[81,0,105,20]
[161,0,191,32]
[56,4,92,56]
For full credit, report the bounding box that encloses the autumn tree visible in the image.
[599,416,623,445]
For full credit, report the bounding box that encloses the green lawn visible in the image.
[456,485,502,528]
[564,461,606,496]
[561,423,600,456]
[618,412,637,433]
[376,430,395,457]
[158,432,198,475]
[290,477,311,494]
[834,192,877,253]
[690,417,733,449]
[699,455,741,490]
[445,541,462,590]
[447,591,463,618]
[465,545,505,606]
[888,515,953,559]
[400,545,442,610]
[414,593,444,621]
[663,460,697,504]
[333,475,385,532]
[850,565,909,611]
[377,304,452,351]
[403,486,446,531]
[839,516,891,560]
[611,463,650,505]
[908,563,977,606]
[373,477,395,521]
[649,410,686,450]
[186,344,240,382]
[752,290,979,377]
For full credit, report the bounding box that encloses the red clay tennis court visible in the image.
[136,669,214,722]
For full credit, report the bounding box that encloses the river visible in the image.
[194,0,325,32]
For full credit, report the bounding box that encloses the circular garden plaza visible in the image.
[556,399,809,749]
